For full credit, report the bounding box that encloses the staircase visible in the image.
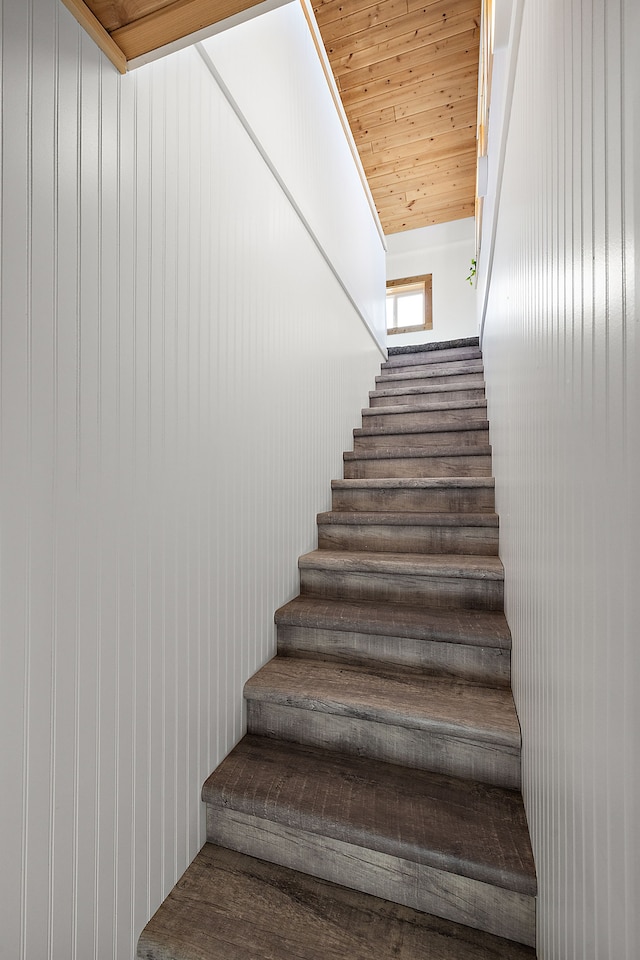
[137,337,537,960]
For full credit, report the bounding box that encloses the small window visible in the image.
[386,275,432,335]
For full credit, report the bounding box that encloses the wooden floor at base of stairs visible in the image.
[137,843,536,960]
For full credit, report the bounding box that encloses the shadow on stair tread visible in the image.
[137,843,536,960]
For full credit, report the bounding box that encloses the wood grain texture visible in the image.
[83,0,175,31]
[377,359,484,383]
[110,0,266,59]
[207,808,536,946]
[343,449,494,479]
[248,701,520,787]
[277,625,510,685]
[245,658,520,784]
[202,737,536,896]
[331,476,496,512]
[274,596,512,649]
[300,567,504,610]
[354,417,490,437]
[245,657,520,745]
[298,549,504,579]
[312,0,481,231]
[374,371,485,390]
[138,843,537,959]
[361,401,488,431]
[369,383,486,405]
[352,425,490,454]
[59,0,128,71]
[317,511,499,554]
[379,357,484,378]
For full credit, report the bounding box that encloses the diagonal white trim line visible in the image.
[195,41,387,358]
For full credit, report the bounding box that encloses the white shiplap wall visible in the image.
[481,0,639,957]
[0,2,383,957]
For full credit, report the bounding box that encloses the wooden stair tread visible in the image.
[299,550,504,581]
[275,596,512,649]
[382,348,481,369]
[354,419,489,437]
[363,400,488,416]
[370,382,485,399]
[202,736,537,896]
[245,657,520,747]
[317,511,499,527]
[376,361,484,384]
[333,477,495,490]
[343,444,492,461]
[138,843,536,960]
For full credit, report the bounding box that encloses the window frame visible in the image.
[386,274,433,335]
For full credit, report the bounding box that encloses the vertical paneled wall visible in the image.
[482,0,638,957]
[0,1,383,957]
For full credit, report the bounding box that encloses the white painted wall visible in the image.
[480,0,639,957]
[385,218,478,346]
[0,1,383,958]
[201,1,387,349]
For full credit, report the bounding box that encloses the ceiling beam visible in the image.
[110,0,270,61]
[60,0,128,72]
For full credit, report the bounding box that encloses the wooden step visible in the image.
[352,420,490,453]
[362,400,488,430]
[376,360,484,389]
[202,737,537,946]
[298,550,504,611]
[369,382,486,406]
[245,658,520,787]
[137,843,536,960]
[343,445,493,478]
[376,371,484,390]
[381,346,482,370]
[275,596,511,685]
[317,510,499,555]
[332,477,495,513]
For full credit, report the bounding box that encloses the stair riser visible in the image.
[247,702,520,789]
[299,569,504,611]
[353,428,490,453]
[369,387,486,406]
[317,523,499,555]
[205,808,536,947]
[382,347,482,369]
[378,358,483,378]
[276,626,511,686]
[376,370,484,390]
[332,487,495,513]
[343,455,493,479]
[362,408,487,430]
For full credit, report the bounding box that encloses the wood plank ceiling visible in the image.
[313,0,481,234]
[62,0,480,235]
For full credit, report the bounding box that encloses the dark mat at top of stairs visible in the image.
[137,843,536,960]
[388,337,480,356]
